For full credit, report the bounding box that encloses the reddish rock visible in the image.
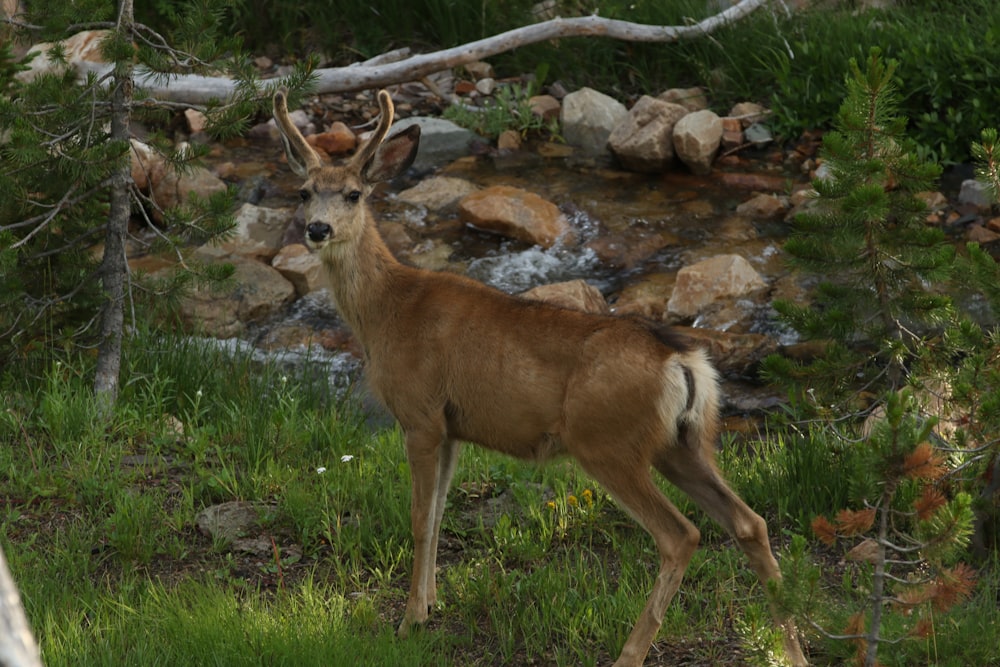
[307,121,357,156]
[718,172,789,192]
[521,279,609,314]
[458,185,571,248]
[528,94,561,121]
[667,254,766,320]
[735,193,789,220]
[271,243,325,296]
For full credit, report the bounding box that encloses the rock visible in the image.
[271,243,325,296]
[306,121,356,155]
[735,193,788,220]
[721,117,743,151]
[475,77,497,95]
[458,185,572,247]
[967,224,1000,244]
[728,102,769,127]
[390,116,481,171]
[172,255,296,337]
[397,176,480,211]
[611,273,676,320]
[15,29,110,83]
[521,279,609,314]
[497,129,522,151]
[130,139,228,219]
[679,327,780,377]
[463,60,494,80]
[528,94,561,121]
[607,96,688,172]
[658,87,709,112]
[585,227,680,270]
[916,191,949,211]
[218,203,295,261]
[672,110,723,175]
[196,501,272,543]
[744,123,773,146]
[184,108,208,134]
[666,254,767,320]
[958,178,995,209]
[560,87,628,155]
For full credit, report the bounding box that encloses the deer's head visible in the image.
[272,88,420,252]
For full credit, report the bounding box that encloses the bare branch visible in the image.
[71,0,769,104]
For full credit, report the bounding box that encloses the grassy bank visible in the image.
[1,332,997,665]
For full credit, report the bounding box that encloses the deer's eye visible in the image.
[298,189,311,202]
[346,190,362,203]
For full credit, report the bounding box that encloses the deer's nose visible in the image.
[306,222,332,242]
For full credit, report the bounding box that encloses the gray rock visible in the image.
[560,87,628,155]
[958,178,995,209]
[608,96,687,172]
[390,117,481,171]
[672,110,723,175]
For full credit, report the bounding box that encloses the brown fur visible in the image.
[272,88,808,667]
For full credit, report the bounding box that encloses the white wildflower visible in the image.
[340,454,355,463]
[316,466,327,474]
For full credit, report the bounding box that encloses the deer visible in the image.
[272,87,808,667]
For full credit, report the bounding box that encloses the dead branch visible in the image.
[73,0,769,105]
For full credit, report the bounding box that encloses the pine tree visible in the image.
[0,1,312,403]
[763,49,953,406]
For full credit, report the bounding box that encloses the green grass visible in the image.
[1,331,997,666]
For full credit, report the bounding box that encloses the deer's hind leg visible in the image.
[572,449,702,667]
[653,451,808,667]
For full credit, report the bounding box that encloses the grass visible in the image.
[1,330,997,666]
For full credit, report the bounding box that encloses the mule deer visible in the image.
[272,88,808,667]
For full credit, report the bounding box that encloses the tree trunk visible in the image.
[93,0,134,405]
[73,0,769,105]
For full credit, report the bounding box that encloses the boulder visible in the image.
[397,176,479,211]
[271,243,325,296]
[735,193,789,220]
[584,227,680,270]
[306,121,357,156]
[560,87,627,155]
[521,279,609,314]
[219,203,295,261]
[607,96,688,172]
[672,109,724,175]
[171,255,296,337]
[390,116,481,171]
[610,273,676,320]
[458,185,572,247]
[679,327,780,377]
[728,102,769,128]
[658,87,709,112]
[130,139,228,219]
[958,178,995,209]
[528,94,561,121]
[666,254,766,320]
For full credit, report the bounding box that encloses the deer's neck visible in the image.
[319,222,401,347]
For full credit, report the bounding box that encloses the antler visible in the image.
[352,90,396,171]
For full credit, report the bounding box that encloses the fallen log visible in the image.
[73,0,769,105]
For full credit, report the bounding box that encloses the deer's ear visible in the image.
[273,89,322,178]
[363,124,420,183]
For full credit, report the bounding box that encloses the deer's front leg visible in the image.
[398,427,444,638]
